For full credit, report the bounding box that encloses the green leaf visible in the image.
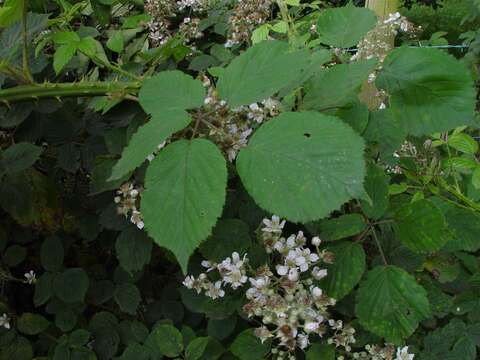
[17,313,50,335]
[364,109,407,163]
[377,47,476,136]
[422,319,477,360]
[119,343,151,360]
[106,31,124,53]
[77,36,98,58]
[109,112,191,180]
[302,59,377,111]
[34,273,54,306]
[448,133,479,154]
[306,344,335,360]
[207,315,237,341]
[186,337,209,360]
[472,167,480,189]
[90,157,131,194]
[40,236,64,272]
[0,336,33,360]
[230,329,270,360]
[356,265,431,344]
[142,139,227,272]
[139,70,205,115]
[114,283,141,315]
[52,31,80,44]
[3,244,26,267]
[110,71,204,180]
[116,226,153,274]
[53,43,78,74]
[199,219,251,263]
[360,163,389,219]
[393,199,450,253]
[217,40,309,107]
[55,308,77,332]
[315,214,367,241]
[320,241,366,300]
[146,324,183,358]
[0,0,24,28]
[316,3,377,48]
[251,24,270,44]
[434,201,480,252]
[1,142,42,174]
[336,100,369,134]
[237,112,365,222]
[69,329,91,346]
[53,268,89,303]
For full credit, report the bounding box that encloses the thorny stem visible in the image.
[0,81,142,104]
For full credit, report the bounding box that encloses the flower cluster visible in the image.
[184,216,348,358]
[184,216,417,359]
[145,0,208,47]
[197,76,280,161]
[144,0,176,46]
[226,0,273,47]
[346,344,415,360]
[114,182,144,229]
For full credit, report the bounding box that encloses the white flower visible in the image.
[276,264,289,276]
[288,267,299,281]
[249,103,260,111]
[396,346,414,360]
[312,267,328,280]
[297,333,310,349]
[183,275,195,289]
[285,235,296,249]
[0,314,10,329]
[311,286,322,298]
[261,215,286,234]
[255,326,273,343]
[312,236,321,246]
[24,270,36,284]
[205,281,225,299]
[304,321,319,332]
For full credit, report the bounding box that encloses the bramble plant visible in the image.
[1,0,480,359]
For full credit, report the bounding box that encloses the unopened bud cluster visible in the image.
[114,182,144,229]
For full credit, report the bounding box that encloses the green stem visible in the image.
[371,227,388,265]
[0,81,142,103]
[89,54,143,82]
[276,0,297,43]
